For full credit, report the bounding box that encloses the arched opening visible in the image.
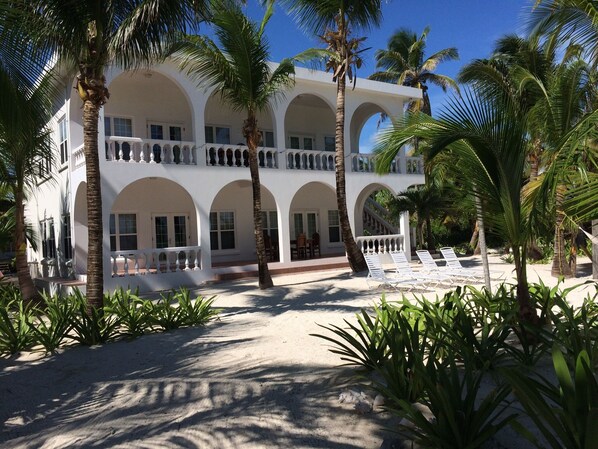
[284,94,335,170]
[209,181,278,265]
[354,183,399,237]
[289,182,341,259]
[349,102,391,154]
[110,178,198,274]
[104,70,194,163]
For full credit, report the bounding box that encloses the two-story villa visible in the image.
[26,61,424,293]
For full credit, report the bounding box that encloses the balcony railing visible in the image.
[73,137,424,176]
[355,234,404,254]
[110,246,201,277]
[105,137,197,165]
[204,144,278,168]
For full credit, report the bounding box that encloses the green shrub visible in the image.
[105,288,152,339]
[392,357,516,449]
[504,347,598,449]
[146,291,186,332]
[68,289,118,345]
[173,287,219,327]
[31,294,76,353]
[0,298,36,355]
[311,297,399,370]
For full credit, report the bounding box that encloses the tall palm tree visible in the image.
[0,1,209,309]
[283,0,384,273]
[0,68,55,302]
[370,26,459,116]
[528,0,598,67]
[373,88,541,325]
[173,0,295,289]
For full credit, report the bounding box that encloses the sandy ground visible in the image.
[0,255,596,449]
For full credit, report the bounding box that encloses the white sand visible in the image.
[0,255,596,449]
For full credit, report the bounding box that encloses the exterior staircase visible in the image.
[363,197,398,236]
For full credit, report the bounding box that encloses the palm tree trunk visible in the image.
[335,74,366,272]
[14,187,39,303]
[244,116,273,289]
[593,220,598,280]
[416,219,424,250]
[474,193,491,291]
[512,244,539,326]
[82,95,104,310]
[469,220,479,254]
[425,215,434,251]
[551,185,573,278]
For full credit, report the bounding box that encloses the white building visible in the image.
[26,62,424,293]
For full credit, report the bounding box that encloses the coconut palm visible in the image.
[388,185,444,251]
[0,69,55,302]
[282,0,384,273]
[373,88,541,324]
[528,0,598,66]
[370,26,459,116]
[0,0,209,309]
[173,0,295,288]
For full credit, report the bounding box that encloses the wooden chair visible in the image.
[311,232,321,258]
[292,233,308,259]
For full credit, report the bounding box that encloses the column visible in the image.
[399,211,411,261]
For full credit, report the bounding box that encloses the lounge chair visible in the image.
[364,253,426,291]
[439,247,504,281]
[416,249,483,283]
[390,251,452,287]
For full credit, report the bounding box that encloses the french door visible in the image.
[292,211,318,239]
[152,214,189,249]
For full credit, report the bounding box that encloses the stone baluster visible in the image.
[112,256,118,276]
[123,256,129,276]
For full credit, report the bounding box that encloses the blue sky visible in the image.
[241,0,534,152]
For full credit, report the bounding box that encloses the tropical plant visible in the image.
[68,289,119,345]
[504,347,598,449]
[31,293,76,353]
[370,26,459,116]
[0,296,36,355]
[283,0,385,273]
[174,287,219,327]
[389,184,445,250]
[104,287,151,339]
[0,0,210,309]
[393,357,517,449]
[146,292,186,332]
[173,0,295,288]
[0,65,55,302]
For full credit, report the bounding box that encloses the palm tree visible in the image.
[283,0,384,273]
[173,1,295,289]
[0,0,209,309]
[528,0,598,66]
[373,88,541,325]
[388,185,444,251]
[370,26,459,116]
[0,68,55,302]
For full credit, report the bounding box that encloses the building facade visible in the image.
[26,62,424,292]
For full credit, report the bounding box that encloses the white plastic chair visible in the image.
[439,247,504,280]
[390,251,452,287]
[416,249,482,283]
[364,253,426,292]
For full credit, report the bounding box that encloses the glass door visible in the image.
[153,214,189,265]
[292,211,318,238]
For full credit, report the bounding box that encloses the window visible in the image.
[110,213,138,251]
[292,212,317,239]
[113,117,133,137]
[62,214,72,259]
[288,134,315,150]
[41,218,56,259]
[150,124,163,139]
[58,117,68,164]
[210,211,235,250]
[38,156,51,179]
[205,125,230,144]
[324,136,335,152]
[261,210,278,246]
[328,210,341,243]
[259,130,275,147]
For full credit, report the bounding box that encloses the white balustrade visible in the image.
[105,137,197,165]
[204,144,278,169]
[406,157,424,174]
[72,145,85,169]
[285,149,335,171]
[355,234,404,254]
[349,153,404,174]
[110,246,201,277]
